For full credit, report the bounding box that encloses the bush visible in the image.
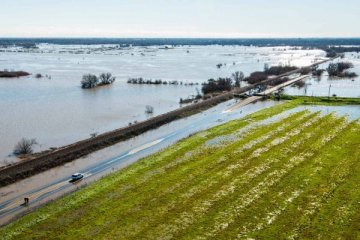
[35,73,43,78]
[299,67,311,75]
[13,138,37,156]
[244,72,268,84]
[145,105,154,114]
[0,70,30,78]
[99,73,116,85]
[232,71,244,87]
[327,62,354,77]
[201,78,233,94]
[325,50,337,58]
[312,69,325,77]
[264,66,298,75]
[81,74,99,89]
[339,72,358,78]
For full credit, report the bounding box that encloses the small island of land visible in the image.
[0,70,30,78]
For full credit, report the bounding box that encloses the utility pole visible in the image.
[328,84,332,99]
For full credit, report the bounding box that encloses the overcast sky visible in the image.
[1,0,359,38]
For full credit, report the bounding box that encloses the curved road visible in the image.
[0,100,279,226]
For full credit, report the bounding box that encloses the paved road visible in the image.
[223,75,309,113]
[0,100,279,226]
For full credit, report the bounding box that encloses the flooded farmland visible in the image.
[283,52,360,97]
[0,45,325,165]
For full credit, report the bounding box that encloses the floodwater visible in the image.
[283,52,360,97]
[0,45,325,165]
[0,99,279,225]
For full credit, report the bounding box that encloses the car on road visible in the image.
[70,173,84,182]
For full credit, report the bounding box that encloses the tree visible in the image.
[81,74,99,89]
[326,62,354,77]
[145,105,154,114]
[99,73,116,85]
[232,71,244,87]
[201,78,233,94]
[327,63,338,76]
[244,72,268,84]
[35,73,43,78]
[13,138,37,156]
[264,63,269,72]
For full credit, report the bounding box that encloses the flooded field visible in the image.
[1,99,358,239]
[0,45,325,164]
[283,52,360,97]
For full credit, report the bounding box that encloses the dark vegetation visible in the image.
[243,65,298,85]
[201,78,233,94]
[81,73,116,89]
[231,71,244,87]
[13,138,37,156]
[202,65,301,95]
[299,67,311,75]
[81,74,98,89]
[0,70,30,78]
[264,65,298,75]
[325,49,338,58]
[179,89,202,104]
[99,73,116,85]
[127,78,199,86]
[325,46,360,56]
[244,71,268,84]
[2,38,360,47]
[145,105,154,114]
[312,66,325,77]
[326,62,358,78]
[35,73,43,78]
[292,80,306,88]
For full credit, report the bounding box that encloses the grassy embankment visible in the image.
[1,98,359,240]
[275,94,360,105]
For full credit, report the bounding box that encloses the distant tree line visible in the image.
[264,65,298,75]
[325,46,360,56]
[81,73,116,89]
[127,78,199,86]
[2,38,360,48]
[201,65,302,95]
[243,65,298,85]
[244,72,268,84]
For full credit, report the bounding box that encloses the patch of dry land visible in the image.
[1,98,359,240]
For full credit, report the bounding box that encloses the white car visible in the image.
[71,173,84,182]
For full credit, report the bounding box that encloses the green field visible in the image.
[1,99,359,240]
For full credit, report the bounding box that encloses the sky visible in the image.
[1,0,359,38]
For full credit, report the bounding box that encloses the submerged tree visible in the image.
[81,74,99,89]
[145,105,154,114]
[327,62,356,77]
[13,138,38,156]
[232,71,244,87]
[202,78,233,94]
[99,73,116,85]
